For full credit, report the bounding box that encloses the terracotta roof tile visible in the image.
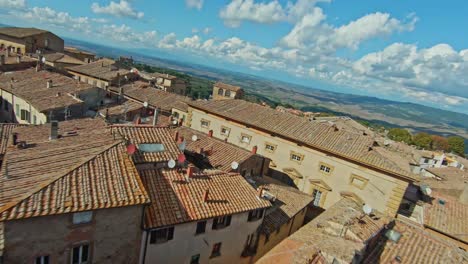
[0,27,48,38]
[99,100,143,117]
[140,169,271,228]
[67,59,130,81]
[111,125,181,164]
[189,100,416,181]
[214,82,242,92]
[176,127,254,172]
[0,124,25,158]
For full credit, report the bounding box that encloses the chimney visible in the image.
[174,131,179,142]
[16,56,21,63]
[252,145,258,154]
[204,189,209,203]
[5,48,9,57]
[152,108,159,127]
[208,130,213,137]
[47,80,53,89]
[187,166,194,178]
[0,55,4,65]
[257,187,264,198]
[10,132,18,146]
[49,120,59,140]
[177,136,185,145]
[198,147,204,154]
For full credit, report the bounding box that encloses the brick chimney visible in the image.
[16,56,21,63]
[174,131,179,142]
[10,132,18,146]
[252,145,258,154]
[208,130,213,137]
[187,166,194,178]
[257,187,264,198]
[204,189,209,203]
[47,80,53,89]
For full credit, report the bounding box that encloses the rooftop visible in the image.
[0,68,95,112]
[0,27,48,38]
[214,82,242,92]
[140,169,271,228]
[0,119,150,221]
[151,72,178,80]
[99,100,144,118]
[40,52,85,65]
[110,125,181,164]
[110,81,191,112]
[421,168,468,202]
[67,58,130,81]
[189,100,416,181]
[258,198,389,264]
[176,126,256,172]
[364,219,467,264]
[0,124,25,159]
[253,176,314,235]
[310,116,374,137]
[64,46,95,56]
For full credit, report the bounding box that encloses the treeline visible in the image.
[387,128,465,157]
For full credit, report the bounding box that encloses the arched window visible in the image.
[225,90,231,97]
[16,47,21,54]
[217,88,224,95]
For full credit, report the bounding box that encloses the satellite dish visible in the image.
[231,161,239,170]
[143,101,149,108]
[172,119,178,125]
[362,204,372,215]
[168,159,176,169]
[41,57,46,63]
[126,144,136,155]
[192,135,198,142]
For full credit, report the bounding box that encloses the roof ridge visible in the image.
[0,140,123,215]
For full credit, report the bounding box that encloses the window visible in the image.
[65,108,72,118]
[200,119,210,128]
[15,104,19,116]
[290,151,304,163]
[20,109,30,122]
[424,158,429,164]
[71,244,89,264]
[35,255,50,264]
[220,126,230,136]
[217,88,224,95]
[349,174,369,190]
[241,134,251,144]
[248,209,264,221]
[149,227,174,244]
[72,211,93,225]
[312,189,322,207]
[225,90,231,97]
[265,143,276,153]
[211,242,222,258]
[212,215,232,230]
[195,221,206,235]
[191,254,200,264]
[33,115,37,125]
[319,162,334,174]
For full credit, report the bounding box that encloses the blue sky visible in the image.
[1,0,468,114]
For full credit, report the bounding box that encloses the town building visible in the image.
[141,72,187,96]
[176,126,270,175]
[212,82,244,100]
[0,68,104,124]
[420,167,468,202]
[32,52,86,71]
[0,27,64,55]
[67,58,138,89]
[63,47,95,63]
[138,168,271,264]
[0,119,150,263]
[0,52,36,72]
[98,100,145,124]
[187,99,417,216]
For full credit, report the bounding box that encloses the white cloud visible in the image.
[0,0,25,9]
[158,32,177,49]
[91,0,144,19]
[202,27,212,34]
[99,24,157,46]
[186,0,203,10]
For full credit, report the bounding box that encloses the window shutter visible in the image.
[212,218,218,229]
[226,215,232,226]
[167,227,174,240]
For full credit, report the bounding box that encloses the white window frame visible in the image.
[71,244,90,264]
[241,134,251,144]
[35,255,50,264]
[220,126,230,136]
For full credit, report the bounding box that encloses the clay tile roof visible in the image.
[253,176,313,235]
[111,125,181,164]
[426,167,468,180]
[364,219,467,264]
[0,119,149,221]
[140,169,271,228]
[64,46,95,56]
[151,72,178,80]
[67,58,130,81]
[0,27,48,38]
[0,124,26,158]
[214,82,242,92]
[189,100,416,181]
[0,68,95,112]
[176,127,255,172]
[423,192,468,244]
[99,100,143,117]
[110,81,192,112]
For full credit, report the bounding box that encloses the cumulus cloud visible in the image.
[99,24,157,46]
[158,32,177,49]
[186,0,203,10]
[0,0,26,9]
[91,0,144,19]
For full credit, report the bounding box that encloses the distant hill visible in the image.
[64,37,468,152]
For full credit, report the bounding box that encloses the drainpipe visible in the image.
[140,206,149,264]
[152,108,158,127]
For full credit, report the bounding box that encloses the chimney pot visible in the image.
[198,147,204,154]
[10,132,18,146]
[0,55,4,65]
[187,166,194,179]
[208,130,213,137]
[177,136,185,145]
[204,189,209,203]
[16,56,20,63]
[252,145,258,154]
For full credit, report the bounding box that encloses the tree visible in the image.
[448,136,466,156]
[387,128,412,144]
[412,133,433,150]
[431,135,449,151]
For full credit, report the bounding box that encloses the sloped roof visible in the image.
[42,53,85,65]
[99,100,143,117]
[0,68,94,112]
[67,58,130,81]
[0,27,48,38]
[140,169,271,228]
[111,125,181,164]
[364,219,467,264]
[253,176,313,235]
[0,119,149,221]
[0,124,25,158]
[189,100,416,181]
[214,82,242,92]
[176,126,255,172]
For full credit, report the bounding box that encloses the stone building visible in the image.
[212,82,244,100]
[0,27,64,54]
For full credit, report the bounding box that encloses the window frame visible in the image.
[220,126,230,136]
[247,209,264,222]
[212,215,232,230]
[35,255,50,264]
[71,243,90,264]
[264,142,277,153]
[210,242,222,258]
[200,119,210,128]
[240,133,252,144]
[195,220,207,235]
[290,151,304,164]
[312,189,323,207]
[318,162,334,175]
[349,174,369,190]
[149,226,175,244]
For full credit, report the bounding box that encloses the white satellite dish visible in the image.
[192,135,198,142]
[231,161,239,170]
[168,159,176,169]
[41,57,46,63]
[143,101,149,108]
[172,119,178,125]
[362,204,372,215]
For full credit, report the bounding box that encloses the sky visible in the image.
[1,0,468,114]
